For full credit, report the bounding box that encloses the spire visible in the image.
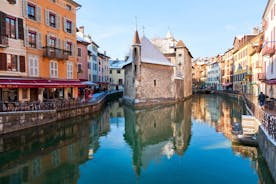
[133,30,141,45]
[176,40,186,48]
[166,30,173,39]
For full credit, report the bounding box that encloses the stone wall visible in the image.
[0,91,122,135]
[137,63,174,101]
[258,127,276,182]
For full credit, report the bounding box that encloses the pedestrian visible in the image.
[258,92,266,109]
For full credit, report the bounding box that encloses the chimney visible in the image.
[252,27,259,35]
[79,26,84,34]
[104,51,106,55]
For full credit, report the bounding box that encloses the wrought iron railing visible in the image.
[43,46,71,60]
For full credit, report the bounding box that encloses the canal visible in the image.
[0,95,275,184]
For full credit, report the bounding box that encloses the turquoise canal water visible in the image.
[0,95,275,184]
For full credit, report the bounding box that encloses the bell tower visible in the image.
[132,30,142,81]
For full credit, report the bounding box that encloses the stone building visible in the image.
[123,31,192,107]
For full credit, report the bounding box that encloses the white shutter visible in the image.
[57,38,61,49]
[71,22,75,35]
[64,40,67,51]
[22,0,28,17]
[46,35,50,47]
[45,10,49,26]
[56,14,60,30]
[72,43,75,57]
[37,32,42,49]
[36,6,41,22]
[16,18,19,39]
[63,17,66,32]
[24,28,29,47]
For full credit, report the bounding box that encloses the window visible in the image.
[67,62,73,79]
[77,48,82,57]
[49,13,56,28]
[49,37,56,48]
[66,41,72,55]
[110,70,112,74]
[7,54,18,71]
[28,3,36,20]
[28,31,36,48]
[66,4,72,11]
[66,20,72,33]
[117,69,121,74]
[119,79,123,85]
[77,63,82,73]
[28,56,39,77]
[154,80,156,86]
[6,16,16,39]
[50,61,58,78]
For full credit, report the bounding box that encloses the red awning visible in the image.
[265,80,276,84]
[0,78,86,88]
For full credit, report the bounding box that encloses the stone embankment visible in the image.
[0,91,123,135]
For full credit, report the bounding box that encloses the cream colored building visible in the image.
[109,59,126,90]
[249,32,265,96]
[233,35,255,93]
[0,0,27,102]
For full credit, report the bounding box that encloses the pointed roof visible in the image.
[133,30,141,45]
[141,36,174,67]
[176,40,186,48]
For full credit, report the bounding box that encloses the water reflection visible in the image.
[0,110,110,184]
[124,99,192,175]
[0,95,274,184]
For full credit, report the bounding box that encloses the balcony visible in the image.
[257,73,266,81]
[0,35,8,48]
[43,47,70,60]
[262,45,275,57]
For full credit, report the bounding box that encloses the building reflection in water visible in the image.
[192,94,274,184]
[0,96,274,184]
[0,109,111,184]
[123,99,192,175]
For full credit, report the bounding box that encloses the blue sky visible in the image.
[76,0,267,59]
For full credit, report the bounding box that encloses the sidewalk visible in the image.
[246,94,276,116]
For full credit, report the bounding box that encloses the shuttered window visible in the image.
[28,56,39,76]
[17,18,24,40]
[20,56,25,72]
[50,61,58,78]
[0,53,7,71]
[67,61,73,79]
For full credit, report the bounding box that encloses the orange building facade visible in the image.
[0,0,83,104]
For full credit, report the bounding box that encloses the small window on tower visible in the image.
[134,65,137,74]
[154,80,156,87]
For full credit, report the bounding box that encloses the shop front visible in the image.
[0,79,85,103]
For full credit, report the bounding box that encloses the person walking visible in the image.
[258,92,266,109]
